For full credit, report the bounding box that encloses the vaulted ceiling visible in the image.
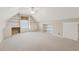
[0,7,79,22]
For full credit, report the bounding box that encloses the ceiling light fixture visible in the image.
[30,7,35,14]
[18,7,39,15]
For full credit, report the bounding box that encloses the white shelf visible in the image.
[43,24,54,32]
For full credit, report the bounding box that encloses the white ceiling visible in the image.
[0,7,79,22]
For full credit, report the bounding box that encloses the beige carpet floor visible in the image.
[0,32,79,51]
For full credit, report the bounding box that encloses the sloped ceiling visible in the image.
[0,7,79,22]
[0,7,18,21]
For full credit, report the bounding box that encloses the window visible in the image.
[20,20,29,28]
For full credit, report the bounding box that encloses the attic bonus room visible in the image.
[0,7,79,51]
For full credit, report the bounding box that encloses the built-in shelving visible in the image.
[43,24,54,33]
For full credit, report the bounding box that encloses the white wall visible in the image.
[0,8,19,42]
[0,20,6,42]
[63,22,78,40]
[51,20,63,36]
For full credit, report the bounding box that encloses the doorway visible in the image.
[12,27,20,35]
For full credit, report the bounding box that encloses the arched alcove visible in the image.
[4,13,40,39]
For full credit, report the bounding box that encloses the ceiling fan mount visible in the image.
[18,7,39,15]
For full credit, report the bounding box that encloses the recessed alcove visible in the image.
[12,27,20,35]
